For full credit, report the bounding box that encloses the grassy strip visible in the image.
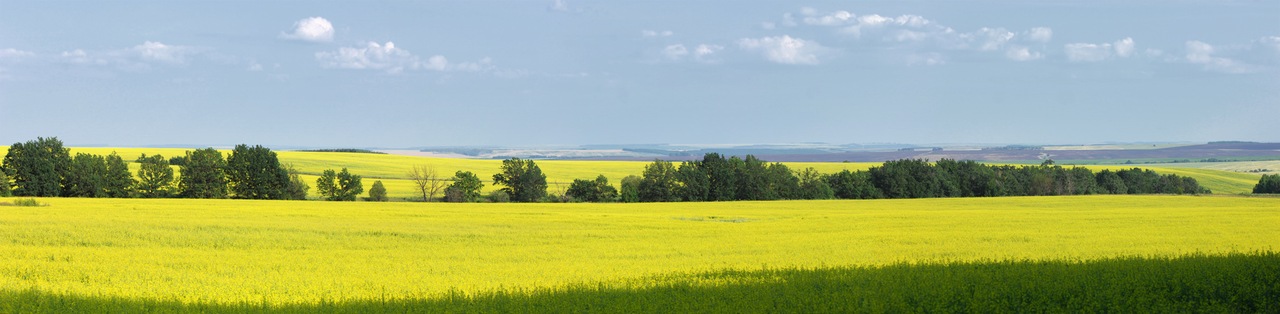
[4,252,1276,313]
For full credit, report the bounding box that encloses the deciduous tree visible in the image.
[492,158,547,202]
[408,165,446,201]
[2,137,72,197]
[178,148,227,199]
[368,180,388,201]
[103,153,134,198]
[1252,174,1280,194]
[639,160,680,202]
[317,168,363,201]
[135,154,175,198]
[566,175,618,202]
[65,153,108,197]
[444,171,483,202]
[226,144,290,199]
[283,163,309,200]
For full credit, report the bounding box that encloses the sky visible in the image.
[1,0,1277,148]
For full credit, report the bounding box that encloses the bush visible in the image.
[368,181,388,202]
[1254,174,1280,194]
[488,190,510,203]
[9,198,41,207]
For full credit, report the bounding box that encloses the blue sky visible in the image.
[1,0,1277,148]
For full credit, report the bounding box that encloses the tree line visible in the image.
[0,137,382,201]
[603,154,1210,203]
[2,137,1221,202]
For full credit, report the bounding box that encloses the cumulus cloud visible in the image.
[661,44,688,60]
[133,41,189,64]
[843,14,936,38]
[737,35,826,65]
[1064,37,1134,62]
[969,28,1015,51]
[694,44,723,58]
[0,48,35,58]
[773,8,1068,64]
[316,41,419,72]
[1005,46,1043,61]
[803,10,853,26]
[642,30,673,37]
[281,17,334,42]
[1185,40,1254,73]
[659,43,722,63]
[1026,27,1053,43]
[60,49,100,64]
[1064,43,1113,62]
[1114,37,1135,57]
[315,41,491,74]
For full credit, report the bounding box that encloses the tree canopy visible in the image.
[566,175,618,202]
[2,137,72,197]
[226,144,290,199]
[135,154,175,198]
[492,158,547,202]
[178,148,227,199]
[316,168,363,201]
[1255,174,1280,194]
[445,171,484,202]
[368,180,388,202]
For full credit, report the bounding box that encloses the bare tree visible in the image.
[408,165,447,201]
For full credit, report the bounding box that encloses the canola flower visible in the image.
[0,195,1275,305]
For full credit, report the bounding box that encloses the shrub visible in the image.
[11,198,41,207]
[488,190,510,203]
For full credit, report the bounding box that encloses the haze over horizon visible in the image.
[2,0,1277,148]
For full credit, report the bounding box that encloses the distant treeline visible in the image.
[294,149,386,154]
[0,137,1216,203]
[612,154,1209,203]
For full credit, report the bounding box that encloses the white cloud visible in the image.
[133,41,189,64]
[1185,40,1254,73]
[659,44,722,63]
[315,41,490,74]
[970,27,1015,51]
[1026,27,1053,43]
[0,48,35,58]
[661,44,688,60]
[1064,43,1112,62]
[281,17,334,42]
[693,44,723,62]
[1063,38,1134,62]
[1263,36,1280,53]
[60,49,101,64]
[1005,46,1043,61]
[1114,37,1135,57]
[642,30,673,37]
[803,10,853,26]
[316,41,418,73]
[737,35,826,65]
[761,22,776,30]
[247,63,263,71]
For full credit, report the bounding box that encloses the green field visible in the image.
[1,195,1277,312]
[1135,160,1280,175]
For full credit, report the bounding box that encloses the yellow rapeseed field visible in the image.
[0,195,1275,305]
